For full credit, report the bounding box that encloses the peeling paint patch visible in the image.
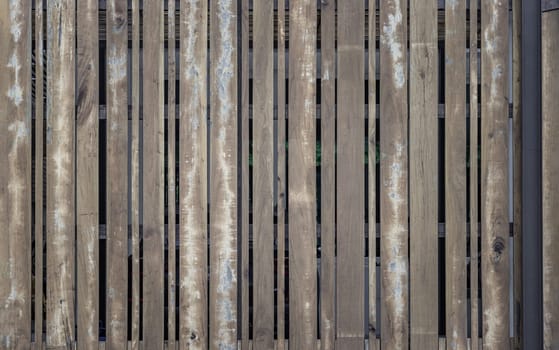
[381,2,405,89]
[9,0,23,42]
[6,53,23,106]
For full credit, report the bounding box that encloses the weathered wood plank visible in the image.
[76,0,99,347]
[336,0,365,346]
[209,0,238,348]
[480,0,510,348]
[106,0,128,347]
[288,0,317,348]
[543,10,559,350]
[409,0,438,347]
[253,0,275,348]
[46,0,76,347]
[380,0,409,348]
[445,0,468,349]
[0,0,32,348]
[143,0,165,348]
[320,0,335,348]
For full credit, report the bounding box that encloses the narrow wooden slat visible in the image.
[0,0,32,347]
[253,0,274,348]
[143,0,165,348]
[46,0,76,347]
[409,0,438,347]
[336,0,365,347]
[379,0,409,348]
[131,0,141,348]
[445,0,467,349]
[76,0,99,347]
[320,0,335,348]
[543,10,559,349]
[106,0,128,347]
[480,0,510,348]
[209,0,238,348]
[288,0,317,348]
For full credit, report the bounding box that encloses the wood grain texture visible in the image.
[253,0,274,348]
[143,0,165,348]
[336,0,365,346]
[46,0,76,347]
[209,0,238,348]
[0,0,32,348]
[288,0,317,348]
[379,0,409,348]
[543,10,559,350]
[444,1,467,349]
[106,0,128,347]
[480,0,510,348]
[409,0,438,348]
[76,0,99,347]
[320,0,335,348]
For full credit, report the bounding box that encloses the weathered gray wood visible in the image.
[409,0,438,348]
[288,0,317,348]
[380,0,409,348]
[209,0,238,348]
[76,0,99,347]
[481,0,510,348]
[46,0,76,347]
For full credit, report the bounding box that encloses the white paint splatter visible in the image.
[6,53,23,106]
[9,0,22,42]
[381,2,405,88]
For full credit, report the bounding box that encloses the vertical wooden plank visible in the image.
[480,0,510,348]
[76,0,99,347]
[46,0,76,347]
[542,10,559,350]
[0,0,32,347]
[253,0,274,348]
[445,0,468,349]
[288,0,317,348]
[469,0,479,348]
[209,0,238,347]
[143,0,165,348]
[179,0,208,347]
[131,0,141,348]
[320,0,335,348]
[409,0,438,347]
[167,0,177,347]
[380,0,409,348]
[336,0,365,347]
[106,0,129,347]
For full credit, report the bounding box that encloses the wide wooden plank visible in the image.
[46,0,76,347]
[543,10,559,349]
[288,0,317,348]
[143,0,165,348]
[253,0,275,348]
[320,0,335,348]
[179,0,209,348]
[336,0,365,346]
[209,0,238,348]
[444,1,467,349]
[106,0,128,347]
[76,0,99,347]
[409,0,438,348]
[379,0,409,348]
[0,0,32,347]
[480,0,510,348]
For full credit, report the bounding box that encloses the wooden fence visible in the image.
[1,0,555,349]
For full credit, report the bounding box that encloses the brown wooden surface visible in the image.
[46,1,76,347]
[481,0,510,348]
[445,1,468,349]
[76,0,99,347]
[288,0,317,348]
[380,0,409,348]
[543,10,559,350]
[409,0,438,348]
[0,0,32,348]
[209,0,238,348]
[143,1,165,348]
